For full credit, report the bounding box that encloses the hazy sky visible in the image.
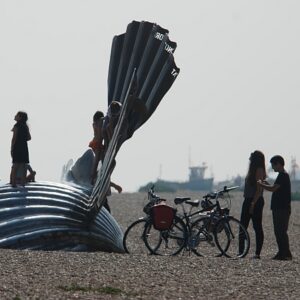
[1,1,299,191]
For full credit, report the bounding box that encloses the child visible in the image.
[258,155,292,260]
[10,111,31,187]
[89,111,105,184]
[102,101,122,150]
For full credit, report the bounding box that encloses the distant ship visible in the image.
[139,163,214,192]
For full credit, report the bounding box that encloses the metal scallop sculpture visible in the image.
[0,20,180,252]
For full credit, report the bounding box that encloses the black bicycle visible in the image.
[123,186,187,255]
[123,186,250,258]
[122,186,162,254]
[187,186,250,258]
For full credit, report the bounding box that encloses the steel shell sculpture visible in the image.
[90,20,180,216]
[0,20,180,252]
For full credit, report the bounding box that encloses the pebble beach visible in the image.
[0,191,299,299]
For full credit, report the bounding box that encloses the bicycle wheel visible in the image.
[214,217,250,258]
[144,215,188,256]
[123,218,150,254]
[190,216,223,257]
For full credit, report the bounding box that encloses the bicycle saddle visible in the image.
[186,199,200,207]
[174,197,191,205]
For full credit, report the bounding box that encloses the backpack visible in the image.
[151,203,176,230]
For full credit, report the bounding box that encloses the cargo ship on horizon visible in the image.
[139,162,214,192]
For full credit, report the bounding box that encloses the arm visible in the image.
[258,181,280,192]
[110,181,122,193]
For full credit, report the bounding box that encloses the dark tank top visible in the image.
[243,180,263,198]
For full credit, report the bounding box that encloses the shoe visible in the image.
[272,253,281,260]
[272,254,292,261]
[252,255,260,259]
[27,171,36,182]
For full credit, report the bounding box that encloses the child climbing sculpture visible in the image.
[10,111,34,187]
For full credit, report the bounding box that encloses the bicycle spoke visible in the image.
[190,217,223,257]
[144,216,187,256]
[144,224,163,253]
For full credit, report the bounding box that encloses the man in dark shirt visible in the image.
[258,155,292,260]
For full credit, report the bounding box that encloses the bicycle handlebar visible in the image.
[203,186,239,200]
[223,185,239,192]
[148,185,164,203]
[143,185,167,215]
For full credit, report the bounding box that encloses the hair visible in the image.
[93,111,104,122]
[270,155,285,166]
[17,111,28,124]
[110,101,122,116]
[245,150,266,185]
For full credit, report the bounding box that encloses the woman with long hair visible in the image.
[240,150,266,259]
[10,111,31,187]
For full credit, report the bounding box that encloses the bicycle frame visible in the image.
[173,186,239,252]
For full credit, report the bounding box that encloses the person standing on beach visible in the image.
[10,111,32,187]
[258,155,292,260]
[239,150,266,259]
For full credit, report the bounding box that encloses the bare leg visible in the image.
[26,164,36,182]
[26,171,36,182]
[27,164,33,173]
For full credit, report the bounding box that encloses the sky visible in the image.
[0,0,299,191]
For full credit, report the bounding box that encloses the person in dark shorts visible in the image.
[258,155,292,260]
[240,150,267,259]
[10,111,32,187]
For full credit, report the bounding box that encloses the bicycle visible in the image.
[123,186,250,258]
[122,186,164,254]
[187,186,251,258]
[123,185,188,255]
